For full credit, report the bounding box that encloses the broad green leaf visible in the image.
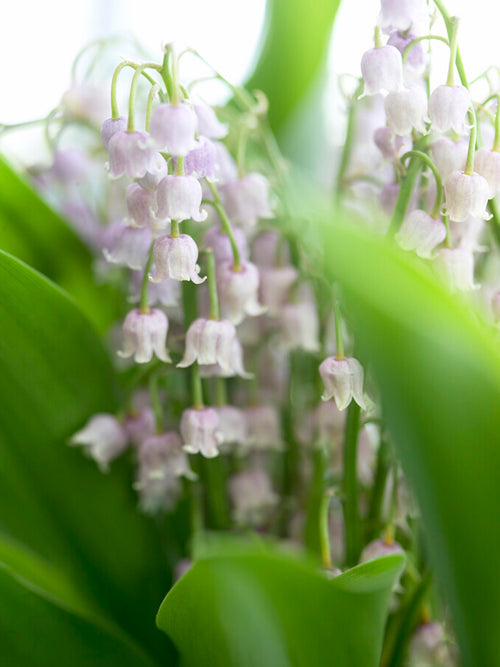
[246,0,341,139]
[0,250,173,663]
[157,538,404,667]
[0,534,157,667]
[321,221,500,667]
[0,154,120,331]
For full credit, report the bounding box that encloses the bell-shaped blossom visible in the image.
[50,148,92,184]
[387,30,426,73]
[204,224,248,264]
[258,265,298,314]
[149,233,205,284]
[396,209,446,258]
[216,260,266,325]
[198,335,252,379]
[184,137,216,180]
[178,318,238,371]
[219,173,273,227]
[384,85,427,136]
[135,473,182,514]
[125,407,156,447]
[106,130,158,180]
[374,127,407,161]
[428,84,471,135]
[252,230,289,268]
[70,413,128,472]
[408,623,450,666]
[125,183,158,228]
[473,148,500,199]
[229,469,278,527]
[101,117,127,150]
[156,175,207,223]
[319,356,367,411]
[435,247,477,291]
[194,102,228,139]
[103,222,152,270]
[360,45,404,96]
[379,0,428,31]
[380,182,401,216]
[212,142,239,184]
[444,170,490,222]
[430,137,468,181]
[130,270,181,308]
[136,153,169,190]
[180,407,222,458]
[244,405,283,452]
[137,432,196,482]
[118,308,171,363]
[149,102,198,156]
[360,538,404,563]
[214,405,248,448]
[279,300,320,352]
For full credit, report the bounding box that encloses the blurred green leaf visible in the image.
[0,534,157,667]
[157,538,404,667]
[0,155,120,331]
[246,0,341,139]
[321,221,500,667]
[0,250,173,663]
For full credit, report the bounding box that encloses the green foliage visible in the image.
[321,221,500,667]
[246,0,341,139]
[0,155,120,331]
[157,538,404,667]
[0,250,174,664]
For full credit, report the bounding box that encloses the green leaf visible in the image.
[246,0,341,140]
[0,250,173,662]
[321,221,500,667]
[157,538,404,667]
[0,154,120,331]
[0,534,157,667]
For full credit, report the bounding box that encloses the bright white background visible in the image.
[1,0,499,148]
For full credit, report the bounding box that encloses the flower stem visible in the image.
[145,84,159,132]
[342,400,362,566]
[191,362,204,410]
[205,180,242,271]
[139,242,155,314]
[445,17,459,87]
[127,62,162,132]
[149,374,163,433]
[205,248,220,320]
[464,108,477,175]
[319,489,333,569]
[333,296,344,361]
[401,150,443,219]
[402,35,449,64]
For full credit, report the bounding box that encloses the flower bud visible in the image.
[101,117,127,150]
[360,538,404,563]
[118,308,171,363]
[319,356,367,411]
[149,233,205,284]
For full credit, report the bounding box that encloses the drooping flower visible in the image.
[198,335,252,379]
[435,247,477,291]
[384,85,427,136]
[106,130,158,179]
[216,260,266,325]
[125,407,156,447]
[379,0,428,31]
[156,175,207,223]
[243,405,283,452]
[184,137,217,180]
[214,405,248,448]
[228,469,278,527]
[149,102,198,156]
[137,432,196,482]
[444,170,490,222]
[180,407,222,458]
[430,137,468,180]
[70,414,128,472]
[193,102,228,139]
[258,265,298,314]
[396,209,446,258]
[360,45,404,96]
[118,308,171,363]
[474,148,500,199]
[319,356,367,411]
[177,318,238,371]
[125,183,158,229]
[103,222,152,270]
[149,233,205,284]
[101,117,127,150]
[218,173,273,227]
[428,84,471,135]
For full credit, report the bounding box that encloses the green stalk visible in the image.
[333,298,344,360]
[464,109,477,175]
[205,180,242,270]
[335,80,363,205]
[191,362,204,411]
[149,374,163,433]
[366,438,392,540]
[342,401,362,566]
[139,242,155,314]
[319,489,333,569]
[401,150,443,219]
[388,157,421,235]
[205,249,220,320]
[445,17,459,87]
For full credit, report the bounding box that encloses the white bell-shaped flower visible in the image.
[396,209,446,258]
[70,414,128,472]
[435,247,478,291]
[149,102,198,156]
[193,102,228,139]
[216,260,266,325]
[229,469,278,527]
[125,183,158,229]
[103,222,152,270]
[428,84,471,135]
[180,407,222,458]
[156,175,207,223]
[361,45,404,96]
[137,432,196,482]
[118,308,171,363]
[219,173,273,227]
[177,318,238,371]
[473,148,500,199]
[106,130,158,179]
[149,233,205,284]
[101,117,127,150]
[444,170,490,222]
[319,356,367,411]
[384,85,427,136]
[379,0,428,31]
[430,137,468,181]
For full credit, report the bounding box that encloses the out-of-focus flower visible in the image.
[70,414,128,472]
